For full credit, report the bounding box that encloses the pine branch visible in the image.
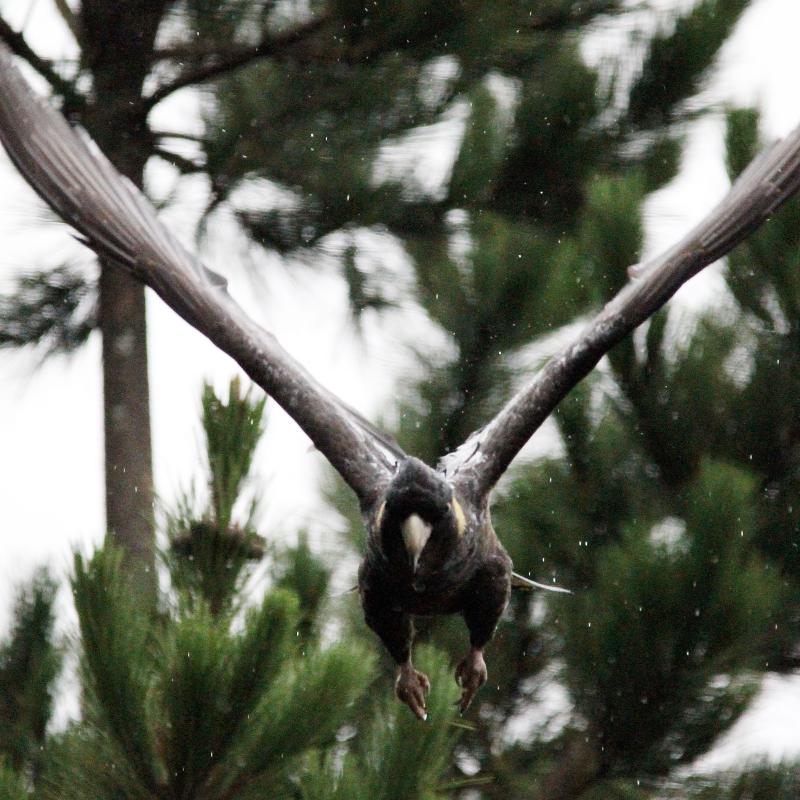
[152,145,204,175]
[153,41,272,61]
[0,15,84,112]
[51,0,82,46]
[153,129,206,144]
[0,266,97,356]
[142,13,330,111]
[527,0,623,32]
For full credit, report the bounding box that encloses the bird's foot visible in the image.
[455,647,487,713]
[395,661,431,721]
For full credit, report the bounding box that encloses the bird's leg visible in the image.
[395,659,431,721]
[455,647,487,713]
[458,555,511,712]
[360,584,430,719]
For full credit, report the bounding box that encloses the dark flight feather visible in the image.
[441,122,800,497]
[4,42,799,501]
[0,42,401,504]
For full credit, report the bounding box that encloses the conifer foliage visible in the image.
[0,571,60,786]
[0,381,462,799]
[60,546,371,799]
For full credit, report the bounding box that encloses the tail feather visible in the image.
[511,572,572,594]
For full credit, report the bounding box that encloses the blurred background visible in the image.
[2,1,800,797]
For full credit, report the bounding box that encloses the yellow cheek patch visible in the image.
[375,501,386,531]
[451,498,466,537]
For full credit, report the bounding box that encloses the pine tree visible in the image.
[30,380,462,800]
[0,569,61,796]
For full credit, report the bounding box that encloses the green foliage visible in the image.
[628,0,751,129]
[0,569,61,775]
[640,133,684,193]
[0,266,95,356]
[225,642,375,793]
[399,210,588,460]
[724,111,800,334]
[580,172,645,302]
[199,0,730,322]
[159,588,305,797]
[180,0,277,42]
[62,542,378,800]
[341,244,395,320]
[343,50,800,795]
[688,764,800,799]
[563,461,783,775]
[0,763,29,800]
[449,84,508,208]
[725,107,760,180]
[492,43,601,228]
[298,646,461,800]
[202,377,266,532]
[166,378,267,615]
[716,110,800,597]
[33,377,464,800]
[166,516,266,616]
[580,780,650,800]
[72,547,160,793]
[613,314,743,487]
[354,646,459,800]
[38,726,154,800]
[273,534,331,642]
[203,44,450,251]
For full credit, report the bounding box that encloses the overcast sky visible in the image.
[2,0,800,763]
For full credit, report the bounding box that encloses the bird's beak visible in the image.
[402,514,432,574]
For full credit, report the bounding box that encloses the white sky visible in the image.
[2,0,800,771]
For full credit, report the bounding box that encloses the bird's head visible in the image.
[375,457,466,573]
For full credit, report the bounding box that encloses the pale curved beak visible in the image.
[402,514,432,573]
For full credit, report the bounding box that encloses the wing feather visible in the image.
[0,43,400,502]
[445,120,800,497]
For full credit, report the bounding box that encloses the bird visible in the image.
[2,40,800,719]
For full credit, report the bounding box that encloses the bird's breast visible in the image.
[373,548,479,615]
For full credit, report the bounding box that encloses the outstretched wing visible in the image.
[0,43,402,503]
[444,121,800,498]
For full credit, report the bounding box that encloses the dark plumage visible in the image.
[3,41,800,717]
[359,458,511,716]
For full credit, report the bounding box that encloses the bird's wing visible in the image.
[0,42,402,503]
[443,120,800,497]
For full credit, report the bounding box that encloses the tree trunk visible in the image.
[98,269,156,599]
[78,1,171,602]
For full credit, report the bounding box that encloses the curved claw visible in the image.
[395,662,431,721]
[455,648,487,713]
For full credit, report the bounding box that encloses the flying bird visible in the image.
[2,41,800,719]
